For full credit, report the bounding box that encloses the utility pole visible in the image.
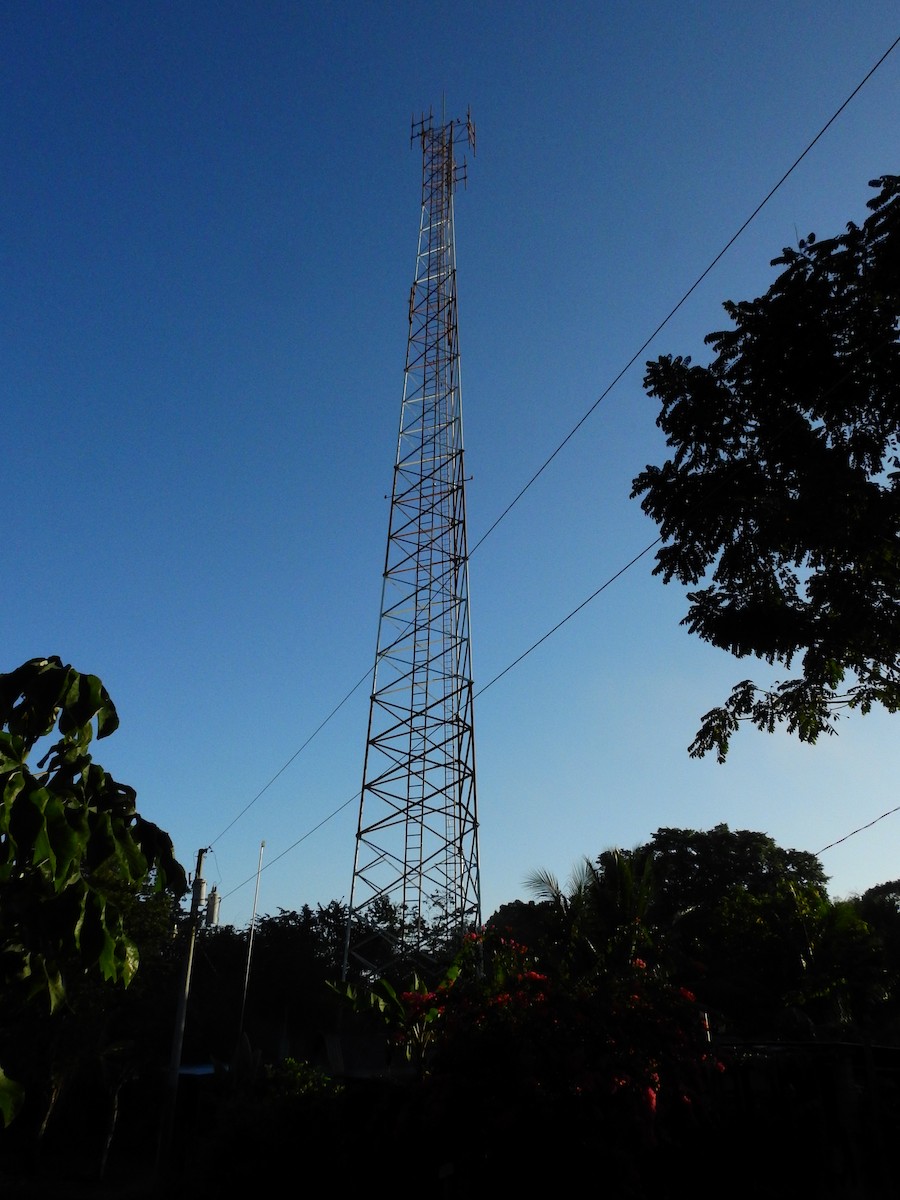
[156,845,207,1177]
[343,108,481,980]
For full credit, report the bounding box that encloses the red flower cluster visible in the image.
[519,970,549,984]
[400,989,440,1016]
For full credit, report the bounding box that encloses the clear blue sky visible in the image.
[5,2,900,929]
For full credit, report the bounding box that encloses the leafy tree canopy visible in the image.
[634,824,828,922]
[632,175,900,760]
[606,827,868,1035]
[0,657,186,1124]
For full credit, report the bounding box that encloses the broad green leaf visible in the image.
[45,962,66,1012]
[0,730,26,771]
[96,922,120,982]
[44,800,85,888]
[0,1067,25,1127]
[118,934,140,986]
[1,771,26,825]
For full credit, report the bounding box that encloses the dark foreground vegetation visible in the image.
[3,826,900,1198]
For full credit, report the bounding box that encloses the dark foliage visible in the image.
[632,176,900,759]
[0,657,186,1135]
[5,831,900,1197]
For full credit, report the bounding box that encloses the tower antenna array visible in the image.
[343,108,480,979]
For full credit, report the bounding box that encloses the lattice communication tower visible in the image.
[343,109,480,978]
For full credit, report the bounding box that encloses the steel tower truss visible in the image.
[344,110,480,977]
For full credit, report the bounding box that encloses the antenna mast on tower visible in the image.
[343,108,480,979]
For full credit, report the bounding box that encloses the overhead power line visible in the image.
[816,807,900,856]
[220,792,359,903]
[469,30,900,557]
[208,666,371,847]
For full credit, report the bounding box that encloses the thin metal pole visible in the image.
[238,839,265,1041]
[156,846,207,1177]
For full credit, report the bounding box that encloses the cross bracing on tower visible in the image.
[342,109,480,981]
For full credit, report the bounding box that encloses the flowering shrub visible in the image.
[328,925,730,1185]
[331,962,460,1076]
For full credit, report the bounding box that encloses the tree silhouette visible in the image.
[632,175,900,760]
[0,657,185,1126]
